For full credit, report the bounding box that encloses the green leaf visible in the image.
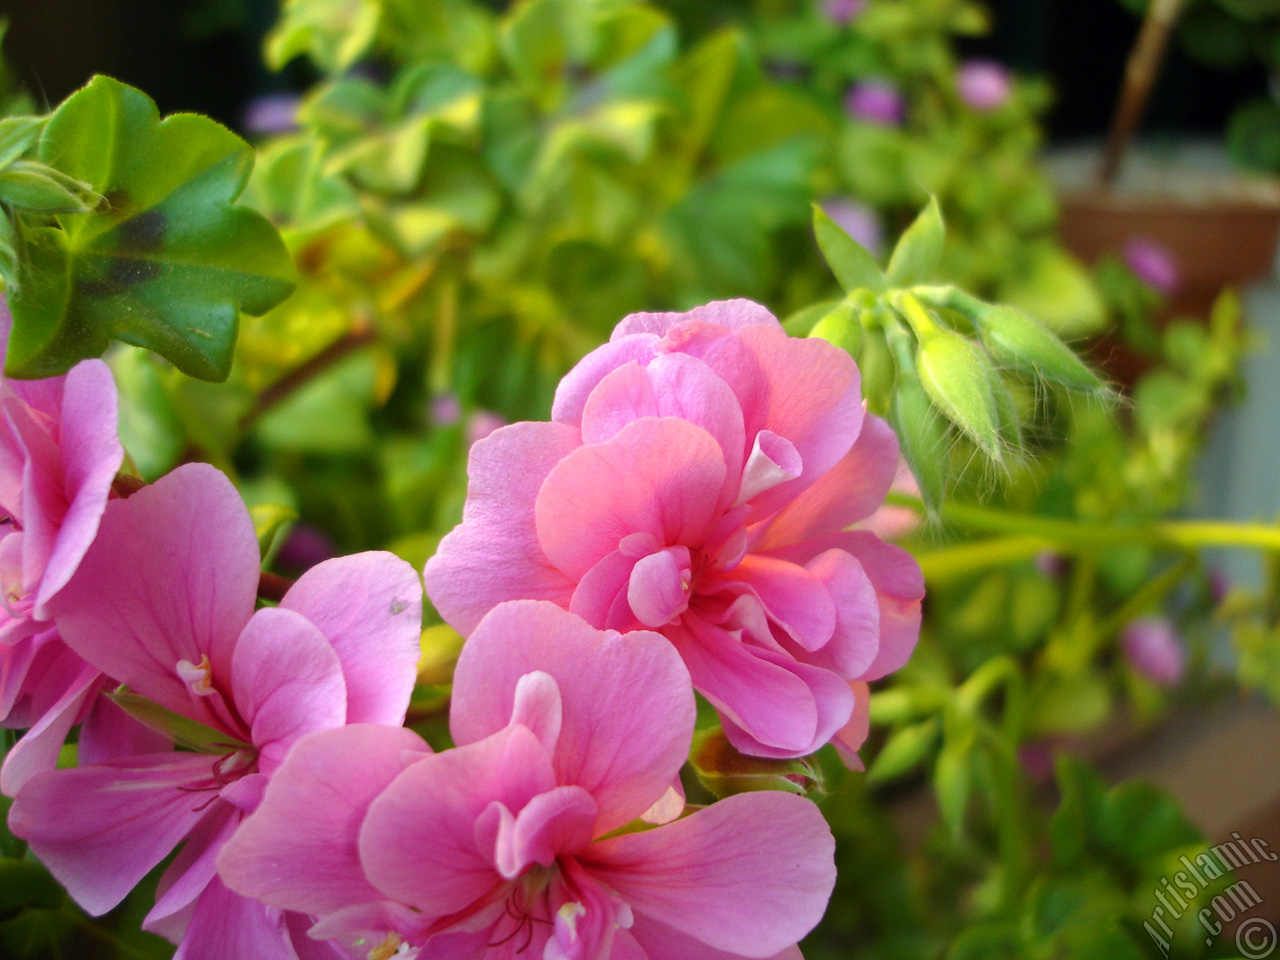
[886,197,944,286]
[866,717,940,784]
[108,689,251,754]
[813,204,886,293]
[250,503,299,565]
[7,76,295,381]
[807,301,864,356]
[0,860,62,919]
[266,0,381,73]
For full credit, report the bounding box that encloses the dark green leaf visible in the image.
[7,76,295,381]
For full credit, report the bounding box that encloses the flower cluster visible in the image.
[3,299,921,959]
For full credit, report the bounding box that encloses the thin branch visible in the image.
[238,320,378,432]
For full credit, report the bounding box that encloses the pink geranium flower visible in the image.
[9,463,423,960]
[0,300,128,794]
[220,600,836,960]
[426,300,923,760]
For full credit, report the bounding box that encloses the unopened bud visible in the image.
[977,304,1105,394]
[692,727,824,798]
[890,367,949,512]
[915,326,1003,464]
[0,160,101,214]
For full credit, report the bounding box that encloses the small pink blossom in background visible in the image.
[0,300,126,795]
[956,59,1012,112]
[1121,617,1186,687]
[275,522,337,572]
[466,409,507,448]
[1035,551,1067,579]
[857,457,920,541]
[1124,238,1181,296]
[429,392,461,427]
[823,198,884,259]
[426,299,924,761]
[242,93,300,137]
[1208,568,1230,605]
[845,80,905,126]
[220,601,836,960]
[1017,740,1058,784]
[823,0,866,25]
[9,463,423,959]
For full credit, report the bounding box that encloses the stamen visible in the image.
[367,934,404,960]
[176,654,215,696]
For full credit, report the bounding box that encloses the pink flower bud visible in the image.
[845,80,905,126]
[466,410,507,448]
[956,60,1012,112]
[1124,238,1181,295]
[1122,617,1186,687]
[823,0,866,25]
[430,392,462,426]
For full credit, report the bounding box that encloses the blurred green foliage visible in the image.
[0,1,1277,958]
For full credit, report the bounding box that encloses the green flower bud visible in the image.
[978,304,1105,394]
[807,301,863,357]
[692,727,825,798]
[915,287,1105,395]
[859,326,896,416]
[890,366,949,512]
[988,369,1022,453]
[915,325,1003,464]
[0,160,101,214]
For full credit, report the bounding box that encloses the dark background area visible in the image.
[0,0,1266,141]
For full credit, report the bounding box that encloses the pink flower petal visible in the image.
[762,531,922,682]
[170,875,292,960]
[611,300,781,341]
[627,546,692,628]
[799,549,879,678]
[754,414,900,548]
[280,552,423,726]
[8,753,222,915]
[553,335,663,426]
[146,802,240,943]
[47,463,259,720]
[359,724,555,915]
[735,431,802,507]
[535,418,727,581]
[725,554,836,652]
[702,325,862,520]
[628,913,804,960]
[77,693,173,766]
[720,649,855,760]
[0,656,99,795]
[218,724,431,918]
[425,422,580,635]
[580,354,747,481]
[670,617,818,754]
[230,607,348,774]
[450,601,695,834]
[584,791,835,957]
[34,359,122,614]
[493,785,597,879]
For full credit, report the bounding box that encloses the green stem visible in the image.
[889,492,1280,554]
